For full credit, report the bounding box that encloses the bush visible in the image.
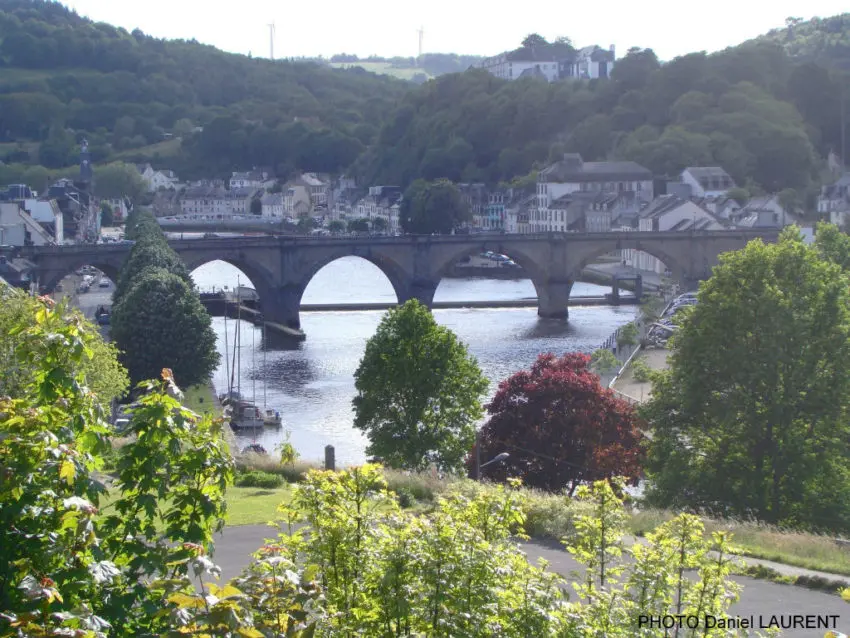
[234,470,284,489]
[631,358,653,382]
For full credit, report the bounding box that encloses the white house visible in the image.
[20,199,63,244]
[818,173,850,227]
[534,154,653,232]
[261,193,284,217]
[227,187,260,215]
[180,186,228,217]
[229,170,269,190]
[734,195,802,228]
[477,42,614,82]
[680,167,736,198]
[621,196,724,273]
[0,202,57,246]
[136,163,180,192]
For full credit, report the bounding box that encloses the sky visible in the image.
[64,0,849,62]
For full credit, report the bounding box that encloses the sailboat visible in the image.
[261,320,283,427]
[227,283,265,431]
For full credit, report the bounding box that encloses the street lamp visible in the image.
[476,451,509,480]
[481,452,509,468]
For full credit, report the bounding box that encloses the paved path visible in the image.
[210,524,850,638]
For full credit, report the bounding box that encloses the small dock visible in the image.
[200,294,639,336]
[299,296,639,312]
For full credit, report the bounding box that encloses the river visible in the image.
[191,257,638,465]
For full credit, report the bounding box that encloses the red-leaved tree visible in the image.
[472,352,644,494]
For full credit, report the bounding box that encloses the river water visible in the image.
[191,258,637,465]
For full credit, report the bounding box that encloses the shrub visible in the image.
[631,358,653,382]
[234,470,284,489]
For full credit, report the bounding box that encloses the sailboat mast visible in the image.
[236,277,241,397]
[223,290,231,397]
[251,320,257,405]
[263,322,267,409]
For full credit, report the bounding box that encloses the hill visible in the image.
[0,0,410,180]
[356,37,848,200]
[755,14,850,70]
[1,3,849,202]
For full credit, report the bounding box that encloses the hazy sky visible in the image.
[64,0,848,62]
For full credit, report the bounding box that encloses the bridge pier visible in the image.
[261,285,303,330]
[537,279,574,320]
[399,279,440,309]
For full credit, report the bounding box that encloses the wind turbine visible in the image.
[268,22,276,60]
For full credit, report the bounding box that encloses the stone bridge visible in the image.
[12,230,779,329]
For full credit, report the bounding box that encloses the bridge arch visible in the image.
[566,238,690,288]
[298,249,411,305]
[183,255,279,306]
[429,241,564,317]
[40,258,123,294]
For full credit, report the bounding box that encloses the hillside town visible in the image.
[3,149,838,286]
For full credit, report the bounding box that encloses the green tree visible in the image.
[250,197,262,215]
[111,268,220,388]
[113,233,193,302]
[296,213,314,233]
[371,216,388,233]
[328,219,345,234]
[726,186,750,205]
[94,161,147,203]
[642,228,850,530]
[353,299,488,472]
[777,187,800,221]
[348,217,370,233]
[38,125,77,169]
[400,178,470,234]
[0,285,128,408]
[100,201,114,226]
[521,33,548,49]
[590,348,620,376]
[0,294,232,635]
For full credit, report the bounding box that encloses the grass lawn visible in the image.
[112,138,182,160]
[183,383,221,417]
[226,486,292,525]
[629,509,850,577]
[101,485,292,527]
[328,61,432,81]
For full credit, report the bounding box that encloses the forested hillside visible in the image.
[2,0,850,200]
[0,0,409,178]
[357,41,847,198]
[757,14,850,70]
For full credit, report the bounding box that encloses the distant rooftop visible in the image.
[541,154,652,183]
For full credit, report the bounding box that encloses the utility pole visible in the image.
[268,22,276,61]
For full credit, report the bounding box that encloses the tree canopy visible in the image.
[400,178,471,234]
[0,283,128,407]
[352,299,488,472]
[111,209,218,388]
[0,0,407,179]
[476,353,644,493]
[642,226,850,531]
[94,161,147,202]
